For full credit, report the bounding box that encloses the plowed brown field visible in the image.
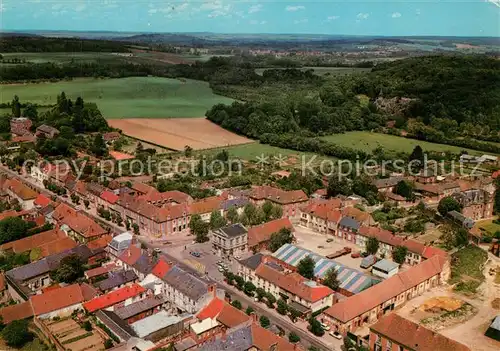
[108,118,254,151]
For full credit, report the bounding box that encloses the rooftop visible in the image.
[215,223,248,238]
[372,259,399,272]
[247,218,293,248]
[130,311,188,338]
[371,313,470,351]
[30,284,85,316]
[84,283,145,312]
[249,185,308,205]
[238,253,264,271]
[115,295,166,320]
[97,270,138,291]
[162,265,212,301]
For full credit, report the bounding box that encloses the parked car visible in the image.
[326,238,334,243]
[350,251,361,258]
[329,331,342,339]
[218,267,225,272]
[326,247,352,259]
[320,323,331,331]
[190,251,201,257]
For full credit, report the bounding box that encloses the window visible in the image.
[386,340,392,351]
[398,346,403,351]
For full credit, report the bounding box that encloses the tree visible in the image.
[289,332,300,343]
[231,300,242,310]
[255,287,266,301]
[226,206,239,223]
[259,315,270,328]
[104,338,113,349]
[493,178,500,214]
[455,228,469,247]
[438,196,462,216]
[366,237,380,255]
[409,145,424,170]
[297,256,315,279]
[268,227,294,252]
[209,210,226,230]
[308,318,324,336]
[0,217,30,245]
[84,199,90,208]
[327,176,352,198]
[323,267,340,290]
[189,214,209,243]
[83,321,92,331]
[392,246,408,264]
[289,307,302,322]
[234,275,245,291]
[277,299,288,315]
[132,223,140,235]
[2,320,31,347]
[184,145,193,157]
[393,180,415,201]
[262,200,274,220]
[11,95,21,118]
[245,306,254,315]
[266,292,276,308]
[91,134,107,157]
[243,281,256,296]
[53,254,84,283]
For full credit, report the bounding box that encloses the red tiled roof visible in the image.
[139,189,192,205]
[324,255,447,323]
[30,284,85,316]
[100,191,119,204]
[196,297,225,320]
[250,186,308,205]
[151,259,173,279]
[370,314,471,351]
[80,283,100,301]
[116,194,188,222]
[301,200,342,222]
[131,182,156,195]
[109,150,135,161]
[53,204,107,239]
[39,237,78,258]
[34,194,51,208]
[4,178,38,200]
[256,263,333,303]
[119,244,142,266]
[86,235,113,250]
[189,196,224,215]
[342,207,373,224]
[0,301,33,324]
[0,229,65,254]
[83,284,145,312]
[359,226,402,247]
[402,239,427,256]
[248,218,294,248]
[493,170,500,179]
[85,263,117,279]
[217,303,252,328]
[422,246,447,260]
[103,131,121,142]
[251,323,297,351]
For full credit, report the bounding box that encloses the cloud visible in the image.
[249,19,267,25]
[248,4,263,14]
[486,0,500,8]
[327,15,340,21]
[391,12,402,18]
[294,18,308,24]
[416,9,421,16]
[51,4,63,11]
[356,13,369,20]
[285,5,305,12]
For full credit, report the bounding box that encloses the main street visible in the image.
[0,164,333,350]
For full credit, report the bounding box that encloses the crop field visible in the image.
[255,66,371,76]
[108,118,254,151]
[320,131,484,155]
[0,77,234,118]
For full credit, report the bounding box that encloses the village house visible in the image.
[116,244,156,280]
[211,223,248,259]
[252,261,335,317]
[51,203,108,243]
[30,162,72,186]
[107,231,133,258]
[103,131,121,144]
[321,254,450,334]
[247,218,294,252]
[248,186,308,220]
[114,295,167,324]
[337,216,360,243]
[189,195,225,222]
[373,177,404,193]
[161,265,224,314]
[35,124,59,139]
[10,117,32,136]
[369,313,471,351]
[453,189,494,220]
[3,178,38,210]
[299,199,342,235]
[83,283,147,313]
[114,194,190,239]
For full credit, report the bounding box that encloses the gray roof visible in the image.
[97,270,137,291]
[374,176,403,189]
[197,323,253,351]
[238,253,263,271]
[96,310,136,341]
[175,337,197,351]
[339,216,360,230]
[489,315,500,331]
[162,266,210,301]
[221,198,249,211]
[108,232,133,252]
[115,296,166,320]
[133,254,156,275]
[372,259,399,273]
[216,224,247,238]
[130,311,189,338]
[361,255,377,268]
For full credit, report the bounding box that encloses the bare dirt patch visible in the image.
[108,118,255,151]
[420,296,464,313]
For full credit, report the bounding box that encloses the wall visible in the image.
[38,302,83,320]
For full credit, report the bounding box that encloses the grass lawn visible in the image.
[0,77,234,119]
[202,142,333,164]
[320,131,484,155]
[450,245,488,294]
[474,218,500,236]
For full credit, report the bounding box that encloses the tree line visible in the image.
[0,36,130,53]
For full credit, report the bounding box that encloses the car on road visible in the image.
[190,251,201,257]
[321,323,330,331]
[329,331,342,339]
[326,238,334,243]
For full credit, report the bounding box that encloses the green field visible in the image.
[0,77,234,119]
[255,67,371,76]
[320,131,485,155]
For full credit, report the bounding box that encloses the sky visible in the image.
[1,1,499,37]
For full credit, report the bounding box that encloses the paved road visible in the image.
[222,282,334,351]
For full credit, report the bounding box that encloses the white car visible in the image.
[218,267,225,272]
[329,331,342,340]
[321,323,330,331]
